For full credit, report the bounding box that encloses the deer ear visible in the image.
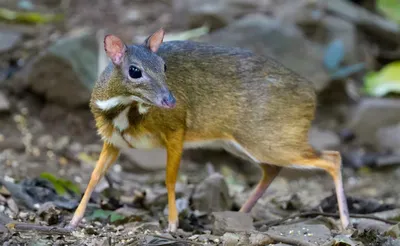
[144,28,165,53]
[104,35,126,65]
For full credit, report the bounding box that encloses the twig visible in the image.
[253,211,398,227]
[264,232,317,246]
[150,234,204,245]
[6,222,72,235]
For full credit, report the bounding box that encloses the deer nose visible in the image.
[161,92,176,109]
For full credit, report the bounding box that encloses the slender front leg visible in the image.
[164,129,185,233]
[67,142,120,229]
[239,164,281,213]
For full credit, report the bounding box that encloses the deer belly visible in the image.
[104,131,161,149]
[183,139,260,163]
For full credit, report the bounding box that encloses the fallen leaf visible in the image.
[332,235,356,246]
[385,222,400,238]
[87,209,127,224]
[324,39,345,71]
[39,172,80,196]
[363,61,400,97]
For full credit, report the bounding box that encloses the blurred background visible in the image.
[0,0,400,245]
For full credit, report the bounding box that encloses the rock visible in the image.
[0,31,22,52]
[199,14,330,91]
[6,198,19,214]
[221,232,251,246]
[23,28,98,108]
[386,223,400,238]
[346,98,400,148]
[377,124,400,153]
[249,233,273,246]
[191,172,232,213]
[0,91,10,112]
[309,127,340,151]
[356,218,391,234]
[212,211,254,236]
[38,202,60,225]
[184,0,269,30]
[267,221,332,245]
[18,211,29,220]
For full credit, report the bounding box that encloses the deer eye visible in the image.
[164,64,167,72]
[129,65,142,79]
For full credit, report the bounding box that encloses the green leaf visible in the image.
[332,235,357,246]
[87,209,112,221]
[0,8,64,24]
[377,0,400,24]
[39,172,80,195]
[363,61,400,97]
[110,212,125,223]
[87,209,126,224]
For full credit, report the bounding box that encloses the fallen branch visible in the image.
[320,0,400,45]
[253,211,398,227]
[5,222,72,235]
[264,232,317,246]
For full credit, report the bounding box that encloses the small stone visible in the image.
[221,232,250,246]
[249,233,273,246]
[191,172,232,213]
[37,135,54,149]
[221,233,240,246]
[19,211,29,220]
[267,222,332,245]
[0,92,10,112]
[190,235,200,240]
[37,202,60,225]
[7,198,19,214]
[212,211,254,236]
[54,136,70,151]
[28,212,36,221]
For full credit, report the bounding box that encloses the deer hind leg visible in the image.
[289,150,350,229]
[239,164,281,213]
